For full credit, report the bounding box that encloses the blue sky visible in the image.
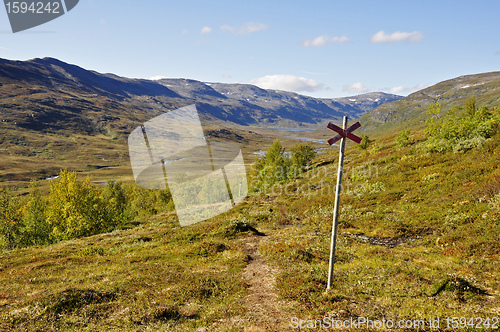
[1,0,500,98]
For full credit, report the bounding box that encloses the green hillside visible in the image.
[360,71,500,136]
[1,102,499,331]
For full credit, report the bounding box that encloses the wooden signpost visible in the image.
[326,116,361,290]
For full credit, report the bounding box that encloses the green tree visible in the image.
[20,180,51,246]
[0,188,23,249]
[102,181,129,226]
[251,140,319,192]
[395,130,411,149]
[425,102,443,137]
[425,97,499,153]
[359,135,371,150]
[126,185,173,219]
[46,170,107,240]
[252,139,291,192]
[290,142,316,173]
[464,96,477,117]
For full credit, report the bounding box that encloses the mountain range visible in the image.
[0,57,400,184]
[0,57,401,136]
[2,56,500,185]
[2,62,500,331]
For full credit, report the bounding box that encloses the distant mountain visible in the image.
[0,57,183,136]
[0,57,401,183]
[155,79,401,127]
[360,71,500,133]
[0,57,400,134]
[323,92,400,118]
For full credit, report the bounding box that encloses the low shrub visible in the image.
[0,170,175,250]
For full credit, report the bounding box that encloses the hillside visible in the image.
[0,57,401,132]
[0,57,400,186]
[1,116,499,331]
[360,71,500,135]
[1,70,500,329]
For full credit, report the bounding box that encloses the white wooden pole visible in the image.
[327,116,348,290]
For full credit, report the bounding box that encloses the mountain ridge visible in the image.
[1,57,402,131]
[360,71,500,134]
[0,56,400,184]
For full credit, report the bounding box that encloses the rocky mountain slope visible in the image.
[0,57,400,184]
[0,57,401,134]
[153,79,400,126]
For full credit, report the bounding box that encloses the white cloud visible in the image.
[342,82,427,96]
[388,83,427,95]
[331,36,350,43]
[370,30,424,44]
[221,22,268,35]
[343,82,369,94]
[149,76,168,81]
[389,86,404,94]
[181,29,189,35]
[341,82,427,96]
[249,75,324,93]
[302,35,350,47]
[200,26,212,35]
[302,35,329,47]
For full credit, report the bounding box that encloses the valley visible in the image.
[0,57,398,190]
[0,58,499,331]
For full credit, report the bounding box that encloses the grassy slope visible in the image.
[0,124,274,197]
[359,71,500,137]
[1,128,500,331]
[260,131,500,323]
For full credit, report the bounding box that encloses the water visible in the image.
[284,136,328,144]
[253,134,332,158]
[254,150,266,157]
[253,151,292,157]
[316,147,330,153]
[270,128,315,132]
[254,147,330,157]
[163,157,186,165]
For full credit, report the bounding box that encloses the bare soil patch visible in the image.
[242,236,291,332]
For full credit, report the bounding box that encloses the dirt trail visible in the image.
[242,236,292,332]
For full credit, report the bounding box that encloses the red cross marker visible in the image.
[326,117,363,291]
[327,121,362,145]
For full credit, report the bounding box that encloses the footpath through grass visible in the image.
[1,127,500,331]
[256,128,500,329]
[0,213,257,331]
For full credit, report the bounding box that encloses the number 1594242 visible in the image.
[445,317,499,329]
[5,2,61,14]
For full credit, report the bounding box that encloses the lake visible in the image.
[269,128,315,132]
[284,136,328,144]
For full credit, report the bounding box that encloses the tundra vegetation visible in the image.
[0,98,499,331]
